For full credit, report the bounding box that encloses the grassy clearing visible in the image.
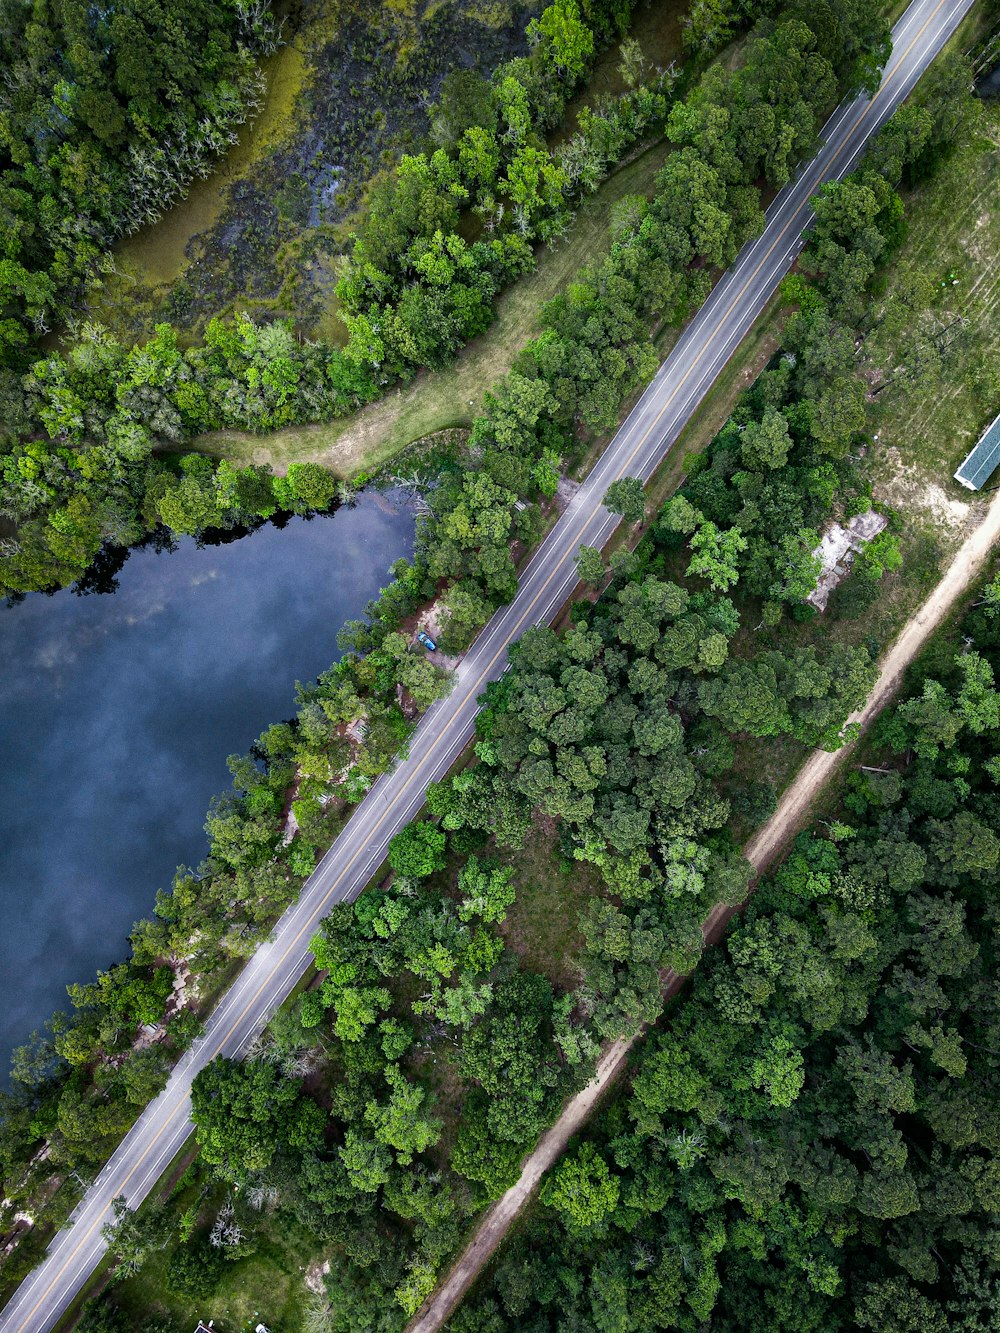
[497,818,603,991]
[112,1203,321,1332]
[863,102,1000,555]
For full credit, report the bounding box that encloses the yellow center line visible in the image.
[11,2,953,1324]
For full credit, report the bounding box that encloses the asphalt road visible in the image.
[0,0,976,1326]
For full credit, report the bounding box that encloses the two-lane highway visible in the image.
[0,0,976,1325]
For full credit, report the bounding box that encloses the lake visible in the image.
[0,493,414,1073]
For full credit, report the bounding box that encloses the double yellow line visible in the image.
[9,1,957,1325]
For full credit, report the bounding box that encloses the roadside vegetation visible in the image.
[1,0,891,608]
[190,137,675,477]
[2,1,996,1328]
[21,46,993,1326]
[0,0,712,1288]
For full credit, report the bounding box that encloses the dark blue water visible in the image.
[0,493,414,1071]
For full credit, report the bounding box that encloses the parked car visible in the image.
[416,630,437,651]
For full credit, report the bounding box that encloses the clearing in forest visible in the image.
[864,101,1000,551]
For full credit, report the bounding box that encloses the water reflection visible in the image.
[0,493,414,1069]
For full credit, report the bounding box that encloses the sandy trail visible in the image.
[406,487,1000,1333]
[744,486,1000,870]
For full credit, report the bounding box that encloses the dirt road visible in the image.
[744,485,1000,872]
[406,487,1000,1333]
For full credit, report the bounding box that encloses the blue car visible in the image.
[416,630,437,652]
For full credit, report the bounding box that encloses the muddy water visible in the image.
[91,36,309,325]
[0,493,414,1072]
[87,0,536,346]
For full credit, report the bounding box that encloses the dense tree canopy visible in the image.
[458,597,1000,1331]
[190,1056,314,1184]
[1,0,896,604]
[8,8,972,1312]
[0,0,276,365]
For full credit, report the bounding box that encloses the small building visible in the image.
[955,410,1000,490]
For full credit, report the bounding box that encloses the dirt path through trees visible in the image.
[405,486,1000,1333]
[743,486,1000,871]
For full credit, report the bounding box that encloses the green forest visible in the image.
[2,0,999,1328]
[456,588,1000,1332]
[0,0,667,597]
[42,564,1000,1332]
[0,0,888,602]
[0,0,280,363]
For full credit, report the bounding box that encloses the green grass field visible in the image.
[863,101,1000,556]
[496,817,604,991]
[114,1203,323,1332]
